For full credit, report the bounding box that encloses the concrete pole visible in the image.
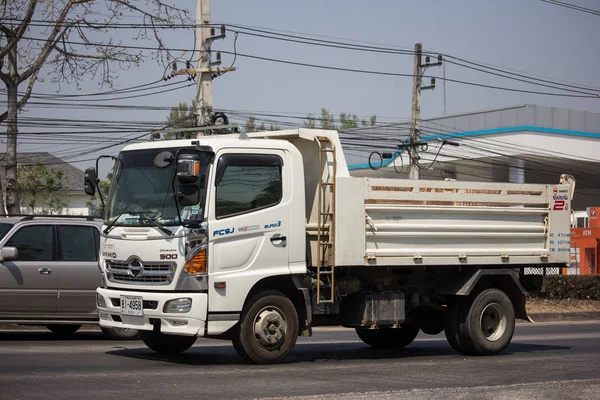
[408,43,422,180]
[195,0,212,126]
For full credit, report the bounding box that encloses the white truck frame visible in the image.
[88,128,575,364]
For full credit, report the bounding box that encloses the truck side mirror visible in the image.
[0,246,18,262]
[177,154,202,185]
[84,167,98,196]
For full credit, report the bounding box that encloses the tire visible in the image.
[232,291,299,364]
[444,298,470,354]
[101,327,140,340]
[459,288,516,356]
[355,325,420,349]
[140,331,197,354]
[46,324,81,336]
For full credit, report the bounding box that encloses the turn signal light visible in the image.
[184,249,206,274]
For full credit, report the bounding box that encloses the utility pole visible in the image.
[168,0,235,130]
[408,43,422,180]
[195,0,211,126]
[407,43,442,179]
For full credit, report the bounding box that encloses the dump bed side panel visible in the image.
[356,177,572,267]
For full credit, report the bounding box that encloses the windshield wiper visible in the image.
[103,211,172,236]
[138,214,173,236]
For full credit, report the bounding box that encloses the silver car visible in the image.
[0,215,137,339]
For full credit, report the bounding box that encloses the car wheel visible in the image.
[355,324,419,349]
[232,291,299,364]
[140,331,197,354]
[101,327,140,340]
[46,324,82,336]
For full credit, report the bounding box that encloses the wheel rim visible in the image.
[253,306,287,349]
[479,302,507,342]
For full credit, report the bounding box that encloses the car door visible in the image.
[207,151,290,313]
[56,224,101,315]
[0,224,58,313]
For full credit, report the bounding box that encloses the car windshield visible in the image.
[106,148,210,226]
[0,223,13,240]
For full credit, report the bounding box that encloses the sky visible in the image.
[2,0,600,178]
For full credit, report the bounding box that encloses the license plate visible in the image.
[120,295,143,316]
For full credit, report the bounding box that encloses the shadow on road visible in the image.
[103,340,572,366]
[0,331,128,342]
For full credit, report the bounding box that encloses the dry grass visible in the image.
[527,298,600,313]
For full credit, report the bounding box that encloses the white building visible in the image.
[0,152,90,215]
[344,104,600,212]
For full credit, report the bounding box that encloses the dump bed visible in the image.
[334,175,574,267]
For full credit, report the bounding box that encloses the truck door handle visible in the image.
[38,268,53,275]
[270,235,287,243]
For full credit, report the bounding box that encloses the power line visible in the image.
[540,0,600,16]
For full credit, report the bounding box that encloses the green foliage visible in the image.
[532,275,600,300]
[86,173,112,218]
[164,101,197,139]
[304,108,377,131]
[18,164,67,214]
[245,117,280,133]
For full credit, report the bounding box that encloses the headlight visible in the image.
[163,298,192,313]
[96,293,107,308]
[184,247,207,275]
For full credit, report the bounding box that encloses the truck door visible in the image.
[57,225,101,315]
[207,151,290,313]
[0,224,58,314]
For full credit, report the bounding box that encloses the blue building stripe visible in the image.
[347,125,600,170]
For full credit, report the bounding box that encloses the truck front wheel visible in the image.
[355,325,419,349]
[458,288,515,356]
[232,291,299,364]
[140,331,197,354]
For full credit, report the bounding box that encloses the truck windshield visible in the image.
[106,148,210,226]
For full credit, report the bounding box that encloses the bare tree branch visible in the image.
[18,0,92,84]
[0,0,37,60]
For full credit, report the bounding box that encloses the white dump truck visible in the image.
[85,128,575,364]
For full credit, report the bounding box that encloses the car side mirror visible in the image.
[0,247,18,262]
[84,167,98,196]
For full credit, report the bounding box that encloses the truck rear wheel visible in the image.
[444,298,470,354]
[140,331,197,354]
[232,291,299,364]
[459,288,515,356]
[355,325,419,349]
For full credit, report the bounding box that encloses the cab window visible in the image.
[215,154,282,219]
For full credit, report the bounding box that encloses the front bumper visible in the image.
[96,287,207,336]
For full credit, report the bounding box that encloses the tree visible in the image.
[0,1,191,215]
[245,117,279,133]
[86,173,111,217]
[303,108,377,131]
[164,101,197,139]
[245,116,256,133]
[339,112,359,130]
[18,164,67,214]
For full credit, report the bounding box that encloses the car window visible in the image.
[58,225,99,262]
[0,223,14,240]
[5,225,54,261]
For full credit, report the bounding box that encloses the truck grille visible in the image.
[106,259,175,285]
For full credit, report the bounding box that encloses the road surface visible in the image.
[0,321,598,399]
